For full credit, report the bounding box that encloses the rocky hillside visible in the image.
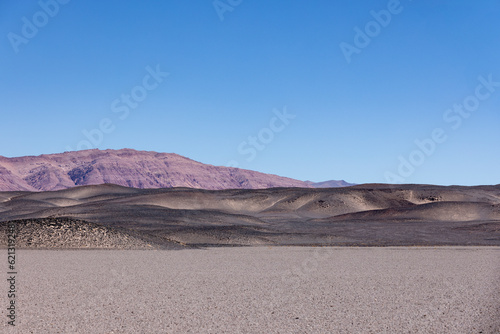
[0,218,181,249]
[0,149,313,191]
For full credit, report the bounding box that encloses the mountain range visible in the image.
[0,149,353,191]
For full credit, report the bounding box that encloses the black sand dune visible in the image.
[1,183,500,248]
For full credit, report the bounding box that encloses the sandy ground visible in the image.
[2,247,500,333]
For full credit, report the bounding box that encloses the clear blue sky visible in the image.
[1,0,499,185]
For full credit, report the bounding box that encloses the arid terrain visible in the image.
[2,247,499,333]
[1,151,499,333]
[1,183,499,249]
[0,149,352,191]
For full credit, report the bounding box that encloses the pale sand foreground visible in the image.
[2,247,500,333]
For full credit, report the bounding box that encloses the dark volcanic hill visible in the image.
[1,183,499,248]
[0,149,317,191]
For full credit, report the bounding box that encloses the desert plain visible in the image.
[0,247,498,333]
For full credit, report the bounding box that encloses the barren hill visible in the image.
[0,149,315,191]
[1,183,499,248]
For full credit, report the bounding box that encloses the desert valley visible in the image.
[0,149,499,249]
[1,149,499,333]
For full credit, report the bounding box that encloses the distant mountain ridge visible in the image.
[0,149,352,192]
[306,180,356,188]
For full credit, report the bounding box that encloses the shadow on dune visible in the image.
[1,183,500,248]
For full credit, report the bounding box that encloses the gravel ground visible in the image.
[2,247,499,333]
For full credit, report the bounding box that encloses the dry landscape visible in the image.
[0,149,346,191]
[1,247,499,333]
[1,182,500,249]
[1,150,500,333]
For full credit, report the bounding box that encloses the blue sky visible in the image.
[1,0,499,185]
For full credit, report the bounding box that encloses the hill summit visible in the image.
[0,149,316,191]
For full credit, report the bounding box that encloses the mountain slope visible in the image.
[0,149,312,191]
